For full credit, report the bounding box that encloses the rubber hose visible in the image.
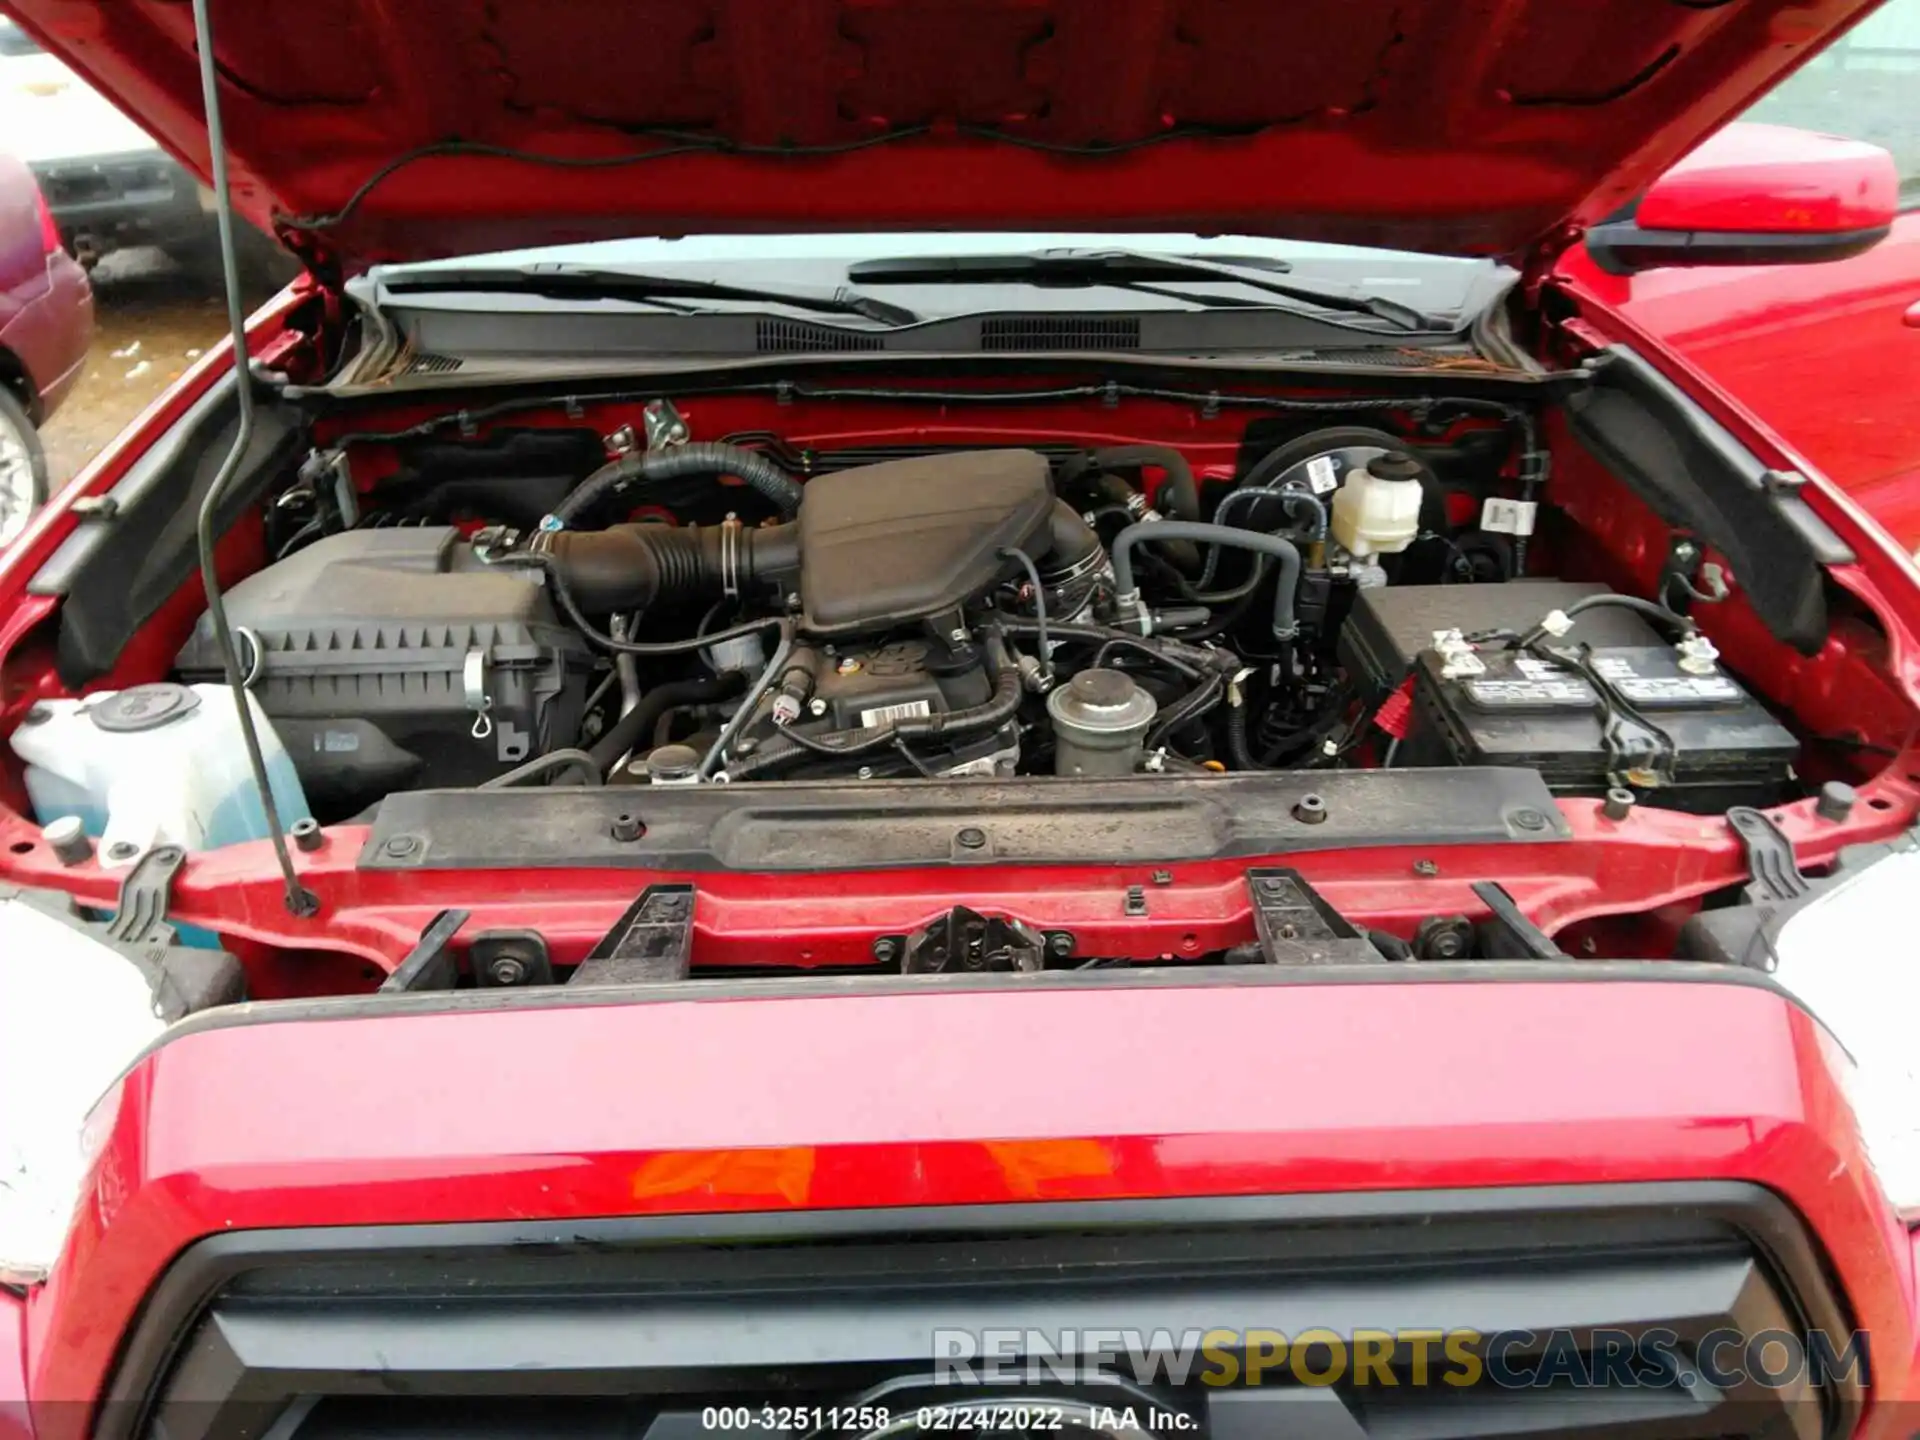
[1088,446,1201,572]
[1110,521,1304,640]
[1092,445,1199,522]
[1043,498,1103,570]
[993,617,1230,677]
[1146,672,1225,751]
[480,747,604,789]
[587,672,746,774]
[723,635,1021,781]
[548,442,805,527]
[543,520,799,613]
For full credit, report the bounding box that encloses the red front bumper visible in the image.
[5,973,1919,1436]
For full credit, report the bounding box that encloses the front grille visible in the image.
[108,1185,1855,1440]
[980,316,1141,350]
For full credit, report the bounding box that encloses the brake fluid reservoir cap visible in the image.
[89,683,202,734]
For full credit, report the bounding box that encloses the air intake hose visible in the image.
[545,442,805,528]
[542,520,799,614]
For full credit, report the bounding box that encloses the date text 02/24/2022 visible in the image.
[699,1406,1202,1432]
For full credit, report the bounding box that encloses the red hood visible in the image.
[4,0,1886,275]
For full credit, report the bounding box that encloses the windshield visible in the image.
[390,232,1453,270]
[371,232,1504,339]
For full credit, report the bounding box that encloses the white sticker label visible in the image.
[1617,676,1743,704]
[1514,656,1562,680]
[1306,455,1340,494]
[1467,678,1594,706]
[1480,497,1539,535]
[858,699,932,728]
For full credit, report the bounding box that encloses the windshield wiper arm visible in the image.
[380,263,920,326]
[845,249,1446,333]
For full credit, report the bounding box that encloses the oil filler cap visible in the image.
[89,683,201,734]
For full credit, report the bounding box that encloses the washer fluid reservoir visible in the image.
[10,683,311,867]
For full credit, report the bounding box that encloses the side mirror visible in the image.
[1585,122,1899,275]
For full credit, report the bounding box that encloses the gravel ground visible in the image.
[40,247,245,485]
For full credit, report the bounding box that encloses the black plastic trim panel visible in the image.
[30,377,305,684]
[1565,345,1851,655]
[98,1184,1856,1440]
[359,767,1570,871]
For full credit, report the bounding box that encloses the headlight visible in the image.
[0,892,165,1285]
[1769,842,1920,1223]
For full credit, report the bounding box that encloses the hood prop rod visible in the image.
[188,0,318,918]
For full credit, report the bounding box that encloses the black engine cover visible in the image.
[796,449,1054,635]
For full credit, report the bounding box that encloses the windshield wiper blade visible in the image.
[845,248,1447,333]
[381,263,920,326]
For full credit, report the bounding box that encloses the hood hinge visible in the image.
[1519,223,1587,305]
[277,221,347,296]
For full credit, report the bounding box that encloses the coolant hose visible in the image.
[1110,521,1305,640]
[587,671,746,774]
[546,442,805,527]
[1092,445,1199,522]
[722,633,1023,781]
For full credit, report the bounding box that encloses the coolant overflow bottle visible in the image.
[1330,451,1425,558]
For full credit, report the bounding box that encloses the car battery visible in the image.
[1344,583,1798,808]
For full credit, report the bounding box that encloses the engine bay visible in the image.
[159,397,1797,815]
[4,360,1916,986]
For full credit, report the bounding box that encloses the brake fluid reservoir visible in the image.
[1329,451,1425,558]
[9,683,310,866]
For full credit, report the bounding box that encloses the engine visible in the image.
[178,422,1796,817]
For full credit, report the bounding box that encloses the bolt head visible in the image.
[105,839,140,862]
[1814,780,1858,823]
[1047,932,1074,957]
[382,834,421,858]
[489,956,527,985]
[808,697,828,717]
[1292,794,1328,825]
[871,936,899,963]
[956,826,987,849]
[1511,808,1549,832]
[610,813,645,842]
[1413,858,1440,877]
[43,815,92,866]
